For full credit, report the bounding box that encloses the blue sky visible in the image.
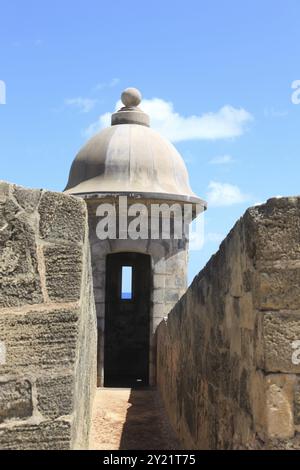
[0,0,299,283]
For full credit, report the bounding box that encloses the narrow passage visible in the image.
[89,388,180,450]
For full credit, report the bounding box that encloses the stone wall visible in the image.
[157,197,300,449]
[0,182,97,450]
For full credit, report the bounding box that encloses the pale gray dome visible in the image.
[64,88,205,206]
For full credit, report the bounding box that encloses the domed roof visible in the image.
[64,88,205,206]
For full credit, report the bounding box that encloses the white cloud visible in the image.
[209,154,234,165]
[84,97,253,142]
[94,78,120,91]
[207,181,250,207]
[263,107,288,118]
[205,232,224,243]
[65,97,97,113]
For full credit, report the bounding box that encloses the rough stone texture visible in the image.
[0,420,72,450]
[266,374,295,439]
[0,185,43,307]
[0,379,32,423]
[0,310,79,373]
[36,375,73,419]
[294,381,300,426]
[264,313,300,373]
[156,197,300,449]
[0,182,97,450]
[39,191,86,243]
[44,245,83,301]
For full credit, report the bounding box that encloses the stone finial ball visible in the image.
[121,87,142,107]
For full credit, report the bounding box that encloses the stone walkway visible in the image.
[89,388,181,450]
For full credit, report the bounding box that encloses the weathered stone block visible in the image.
[153,288,165,303]
[263,312,300,373]
[152,304,167,318]
[153,274,165,289]
[0,181,10,200]
[165,289,180,303]
[0,309,79,374]
[0,211,42,308]
[256,269,300,310]
[0,192,19,225]
[239,293,255,329]
[240,328,254,363]
[36,375,73,419]
[39,191,86,243]
[239,369,251,415]
[0,420,71,450]
[294,381,300,426]
[266,374,296,439]
[13,185,42,212]
[246,198,300,263]
[44,245,83,301]
[250,370,266,435]
[0,379,32,423]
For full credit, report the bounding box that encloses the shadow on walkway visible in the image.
[119,388,180,450]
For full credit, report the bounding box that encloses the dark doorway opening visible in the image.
[104,252,151,388]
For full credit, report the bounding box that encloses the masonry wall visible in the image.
[0,182,97,450]
[157,197,300,449]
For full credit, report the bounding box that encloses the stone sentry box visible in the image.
[86,195,192,386]
[64,88,206,387]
